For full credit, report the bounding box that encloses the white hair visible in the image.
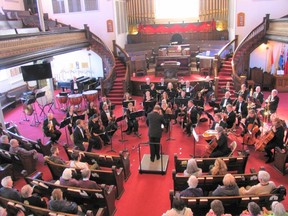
[271,201,286,216]
[187,175,198,188]
[1,176,12,187]
[258,170,270,183]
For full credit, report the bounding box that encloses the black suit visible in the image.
[265,126,285,159]
[210,121,227,130]
[186,106,198,135]
[253,92,264,106]
[0,142,10,151]
[269,95,279,113]
[226,111,236,129]
[219,97,232,111]
[73,126,93,152]
[210,133,231,157]
[146,111,165,161]
[43,118,62,142]
[235,101,248,118]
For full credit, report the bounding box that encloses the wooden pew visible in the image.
[64,145,131,181]
[174,153,249,174]
[25,171,115,216]
[44,157,125,199]
[0,195,105,216]
[169,189,286,215]
[0,163,13,180]
[172,170,259,194]
[0,149,37,176]
[5,129,52,156]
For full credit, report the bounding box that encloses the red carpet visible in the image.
[3,91,288,215]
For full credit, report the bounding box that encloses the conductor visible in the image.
[146,105,165,162]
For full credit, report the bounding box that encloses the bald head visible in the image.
[9,139,19,148]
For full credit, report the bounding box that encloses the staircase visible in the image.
[107,58,126,105]
[216,58,236,102]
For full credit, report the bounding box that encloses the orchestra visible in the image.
[39,77,286,169]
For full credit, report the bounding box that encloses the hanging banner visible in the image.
[107,20,113,32]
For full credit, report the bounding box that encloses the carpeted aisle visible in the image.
[3,92,288,216]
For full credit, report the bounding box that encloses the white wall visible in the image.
[235,0,288,43]
[0,0,24,10]
[41,0,116,49]
[51,50,103,81]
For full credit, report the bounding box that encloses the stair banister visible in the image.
[232,14,269,91]
[112,40,132,93]
[84,25,116,96]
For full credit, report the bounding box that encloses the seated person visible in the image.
[0,135,10,151]
[240,202,262,216]
[162,196,193,216]
[49,189,84,215]
[48,146,67,165]
[78,168,101,190]
[180,175,203,197]
[264,117,285,163]
[59,168,79,187]
[206,199,232,216]
[0,176,22,202]
[239,170,276,195]
[0,207,7,216]
[9,138,38,160]
[183,158,202,177]
[224,104,236,129]
[212,174,239,196]
[210,113,227,130]
[271,201,288,216]
[209,126,231,158]
[21,184,47,208]
[126,102,141,136]
[209,158,228,175]
[69,151,99,170]
[43,113,62,144]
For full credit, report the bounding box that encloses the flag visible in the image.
[266,47,274,73]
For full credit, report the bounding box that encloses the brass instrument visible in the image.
[23,104,34,116]
[49,120,54,133]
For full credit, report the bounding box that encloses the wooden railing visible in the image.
[113,40,132,93]
[84,25,116,96]
[231,14,269,91]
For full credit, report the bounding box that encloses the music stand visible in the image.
[143,101,156,112]
[155,86,167,91]
[60,118,71,144]
[122,100,136,108]
[130,110,145,139]
[106,127,117,153]
[165,114,176,141]
[35,91,46,117]
[174,98,189,107]
[116,115,128,151]
[140,84,150,92]
[192,128,199,157]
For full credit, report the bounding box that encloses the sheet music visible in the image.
[192,128,199,142]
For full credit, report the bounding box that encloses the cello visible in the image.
[254,130,274,151]
[202,138,218,158]
[243,119,259,145]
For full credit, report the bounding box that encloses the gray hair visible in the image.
[185,158,200,175]
[247,202,261,216]
[187,175,198,188]
[271,201,286,216]
[0,135,8,143]
[210,199,224,216]
[21,184,33,198]
[1,176,12,187]
[258,170,270,183]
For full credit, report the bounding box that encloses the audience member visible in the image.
[59,168,79,187]
[271,201,288,216]
[48,146,66,165]
[49,189,84,215]
[162,196,193,216]
[0,176,22,202]
[239,171,276,195]
[209,158,228,175]
[9,139,38,160]
[180,175,203,197]
[21,184,47,208]
[183,158,202,177]
[0,135,10,151]
[240,202,262,216]
[206,199,232,216]
[78,169,101,190]
[69,151,99,170]
[0,206,7,216]
[212,174,239,196]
